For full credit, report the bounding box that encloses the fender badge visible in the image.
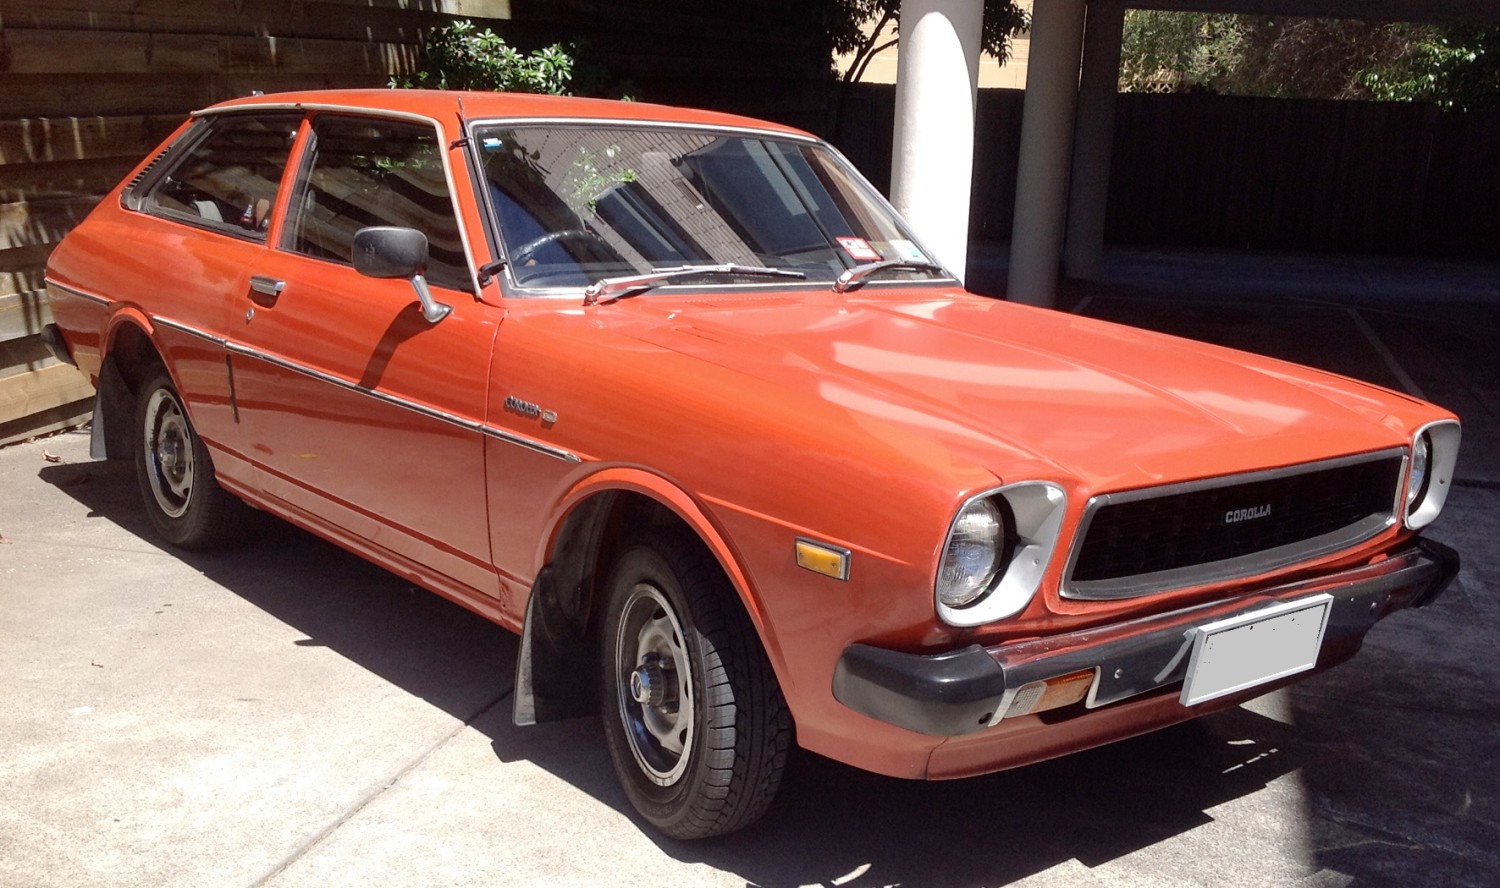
[504,395,557,426]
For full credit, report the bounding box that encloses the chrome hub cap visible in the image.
[142,388,195,519]
[630,654,672,709]
[615,583,694,786]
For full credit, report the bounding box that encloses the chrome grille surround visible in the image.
[1061,448,1406,601]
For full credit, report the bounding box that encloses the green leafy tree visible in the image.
[829,0,1030,87]
[1118,12,1455,103]
[392,20,574,95]
[1118,11,1247,93]
[1363,26,1500,111]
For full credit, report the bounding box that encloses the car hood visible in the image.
[605,289,1413,492]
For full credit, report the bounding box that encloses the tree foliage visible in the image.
[1119,12,1500,111]
[1362,26,1500,112]
[1120,13,1415,100]
[1118,12,1248,94]
[828,0,1030,87]
[392,20,574,95]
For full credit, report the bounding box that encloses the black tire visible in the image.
[133,369,247,549]
[599,532,791,839]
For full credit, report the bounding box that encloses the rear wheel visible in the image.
[599,532,791,839]
[134,370,247,549]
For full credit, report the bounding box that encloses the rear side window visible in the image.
[140,114,300,239]
[283,115,470,292]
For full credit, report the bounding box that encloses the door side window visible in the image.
[140,114,300,239]
[283,115,471,292]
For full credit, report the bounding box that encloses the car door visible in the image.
[117,112,301,463]
[228,112,500,600]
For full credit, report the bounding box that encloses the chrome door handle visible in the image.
[248,275,285,305]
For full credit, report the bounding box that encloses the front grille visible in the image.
[1064,451,1404,600]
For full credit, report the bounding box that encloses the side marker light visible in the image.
[795,538,851,581]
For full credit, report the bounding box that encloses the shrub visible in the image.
[392,20,573,95]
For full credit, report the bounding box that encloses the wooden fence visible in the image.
[490,0,834,132]
[1107,93,1500,257]
[0,0,510,445]
[834,86,1027,242]
[0,0,833,443]
[834,84,1500,263]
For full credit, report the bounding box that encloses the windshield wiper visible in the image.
[832,259,947,293]
[584,264,807,306]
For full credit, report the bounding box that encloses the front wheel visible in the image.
[134,369,247,549]
[599,533,791,839]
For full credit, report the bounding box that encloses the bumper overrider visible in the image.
[833,539,1460,737]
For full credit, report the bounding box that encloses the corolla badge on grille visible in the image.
[1224,504,1273,524]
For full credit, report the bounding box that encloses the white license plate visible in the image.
[1180,594,1333,706]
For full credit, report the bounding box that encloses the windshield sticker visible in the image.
[481,136,503,150]
[837,237,882,262]
[889,239,928,262]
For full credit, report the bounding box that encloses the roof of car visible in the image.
[202,89,810,137]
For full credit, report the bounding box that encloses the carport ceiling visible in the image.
[1132,0,1500,25]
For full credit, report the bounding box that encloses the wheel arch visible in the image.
[91,313,167,460]
[513,469,780,726]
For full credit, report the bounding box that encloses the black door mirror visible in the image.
[352,226,451,323]
[353,226,427,278]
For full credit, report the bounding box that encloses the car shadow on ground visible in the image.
[41,441,1500,888]
[1287,488,1500,888]
[40,453,1330,887]
[501,707,1308,888]
[39,456,520,728]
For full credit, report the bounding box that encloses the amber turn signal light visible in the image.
[1003,669,1096,719]
[795,538,851,581]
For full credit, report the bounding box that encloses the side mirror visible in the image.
[352,226,451,323]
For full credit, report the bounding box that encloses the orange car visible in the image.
[44,90,1461,839]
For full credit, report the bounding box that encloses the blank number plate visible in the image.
[1180,594,1333,707]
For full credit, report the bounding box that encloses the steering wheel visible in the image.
[511,228,616,266]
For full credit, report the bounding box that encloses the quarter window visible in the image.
[140,114,300,239]
[284,115,470,292]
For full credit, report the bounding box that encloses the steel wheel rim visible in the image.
[614,582,694,786]
[142,387,195,519]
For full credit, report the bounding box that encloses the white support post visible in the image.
[1063,0,1127,280]
[1006,0,1088,307]
[890,0,985,283]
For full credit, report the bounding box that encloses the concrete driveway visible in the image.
[4,249,1498,887]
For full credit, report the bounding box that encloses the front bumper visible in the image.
[833,539,1460,737]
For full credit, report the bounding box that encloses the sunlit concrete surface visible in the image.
[3,249,1497,887]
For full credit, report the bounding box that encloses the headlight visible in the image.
[936,498,1004,608]
[936,482,1067,626]
[1406,433,1430,510]
[1405,419,1461,530]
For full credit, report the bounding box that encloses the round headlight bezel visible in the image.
[934,482,1067,626]
[1405,420,1461,530]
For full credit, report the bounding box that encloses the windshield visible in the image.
[472,123,945,293]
